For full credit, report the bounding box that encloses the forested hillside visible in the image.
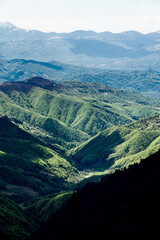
[1,77,160,239]
[33,149,160,240]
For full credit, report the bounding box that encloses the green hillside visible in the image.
[0,194,37,240]
[1,77,160,239]
[72,69,160,98]
[1,78,160,185]
[0,77,160,150]
[70,115,160,173]
[0,89,89,149]
[0,116,79,203]
[26,191,73,224]
[1,59,160,98]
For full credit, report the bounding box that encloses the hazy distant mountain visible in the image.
[0,22,56,41]
[1,22,160,70]
[1,58,160,97]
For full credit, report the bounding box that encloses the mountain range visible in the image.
[1,22,160,70]
[1,59,160,97]
[1,22,160,240]
[0,77,160,193]
[2,111,160,239]
[0,77,160,239]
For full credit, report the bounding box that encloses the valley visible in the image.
[0,77,160,200]
[1,77,160,239]
[1,22,160,240]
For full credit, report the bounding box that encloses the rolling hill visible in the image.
[1,77,160,181]
[1,77,160,239]
[75,69,160,98]
[0,115,79,203]
[26,191,73,224]
[0,77,160,150]
[70,115,160,172]
[0,58,88,83]
[0,59,160,98]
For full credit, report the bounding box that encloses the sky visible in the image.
[0,0,160,33]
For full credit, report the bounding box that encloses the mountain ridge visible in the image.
[1,76,159,139]
[0,21,159,37]
[1,76,160,238]
[1,58,160,98]
[1,76,160,174]
[1,22,160,70]
[70,114,160,172]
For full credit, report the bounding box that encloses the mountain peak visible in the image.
[0,22,15,29]
[24,76,66,91]
[0,76,66,93]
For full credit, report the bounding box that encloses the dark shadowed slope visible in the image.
[33,148,160,240]
[0,194,37,240]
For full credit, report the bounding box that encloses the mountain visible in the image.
[0,77,160,178]
[0,22,56,41]
[0,58,86,83]
[70,115,160,172]
[74,69,160,98]
[1,22,160,70]
[2,22,160,240]
[0,115,79,203]
[0,77,160,148]
[1,59,160,97]
[1,77,160,239]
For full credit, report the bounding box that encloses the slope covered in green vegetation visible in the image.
[0,194,37,240]
[1,59,160,98]
[70,115,160,172]
[1,77,160,239]
[26,191,73,224]
[73,69,160,98]
[1,77,160,188]
[0,77,160,150]
[0,115,79,203]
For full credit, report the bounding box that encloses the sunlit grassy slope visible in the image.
[26,191,73,224]
[1,77,160,239]
[0,77,160,150]
[70,115,160,171]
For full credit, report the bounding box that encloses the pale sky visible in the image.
[0,0,160,33]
